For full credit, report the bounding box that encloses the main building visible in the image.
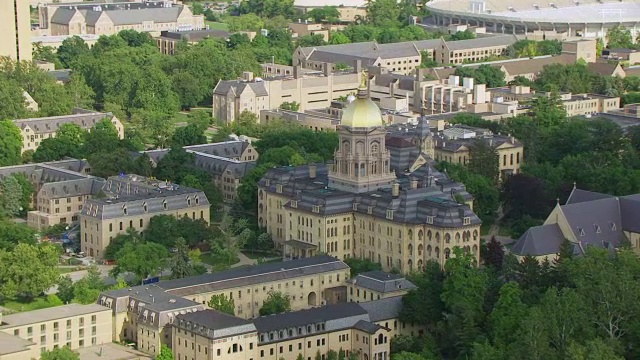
[258,76,482,272]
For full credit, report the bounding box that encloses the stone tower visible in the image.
[328,72,396,193]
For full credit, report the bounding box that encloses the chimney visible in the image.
[354,59,362,74]
[323,62,332,77]
[293,66,301,79]
[410,180,418,189]
[309,164,317,179]
[392,182,400,197]
[243,71,254,81]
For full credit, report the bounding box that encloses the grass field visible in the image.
[199,252,240,272]
[1,296,61,313]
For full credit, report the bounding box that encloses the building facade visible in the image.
[0,159,96,230]
[79,174,210,258]
[98,286,204,357]
[172,302,397,360]
[153,255,350,319]
[41,1,204,37]
[346,271,416,303]
[0,0,32,61]
[0,304,112,355]
[140,139,259,203]
[12,109,124,154]
[213,67,360,123]
[258,81,482,272]
[512,187,640,261]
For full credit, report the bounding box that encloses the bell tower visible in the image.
[328,73,396,193]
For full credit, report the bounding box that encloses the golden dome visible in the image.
[341,97,383,128]
[340,71,383,128]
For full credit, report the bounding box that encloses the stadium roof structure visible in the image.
[427,0,640,25]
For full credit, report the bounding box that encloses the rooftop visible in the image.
[348,271,417,293]
[0,332,33,356]
[252,302,367,333]
[158,255,349,296]
[0,304,109,328]
[177,310,253,331]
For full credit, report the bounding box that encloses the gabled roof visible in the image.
[445,35,517,51]
[252,302,367,333]
[561,197,624,248]
[565,188,614,205]
[347,270,416,293]
[620,194,640,233]
[587,62,622,77]
[511,223,565,256]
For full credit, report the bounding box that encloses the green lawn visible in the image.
[205,21,229,31]
[199,252,240,272]
[59,267,84,274]
[241,250,278,260]
[1,296,61,313]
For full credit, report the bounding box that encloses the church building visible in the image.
[258,75,482,272]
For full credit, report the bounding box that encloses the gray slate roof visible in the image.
[81,175,209,220]
[253,302,368,334]
[51,4,188,26]
[512,187,635,257]
[213,80,269,97]
[158,255,349,296]
[511,223,566,256]
[13,110,116,134]
[565,188,614,204]
[348,271,416,293]
[445,35,517,51]
[175,310,257,340]
[358,296,404,322]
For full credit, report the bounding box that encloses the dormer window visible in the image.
[186,196,191,206]
[578,227,585,236]
[353,203,358,211]
[312,205,320,213]
[291,200,298,208]
[195,196,199,205]
[163,200,168,210]
[426,216,434,224]
[276,184,283,193]
[610,221,617,231]
[463,217,471,225]
[142,202,148,213]
[386,210,394,220]
[367,206,373,214]
[594,224,601,233]
[122,205,127,215]
[265,179,270,187]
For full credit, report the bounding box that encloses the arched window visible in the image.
[427,245,432,257]
[445,233,451,244]
[418,229,424,241]
[435,246,440,258]
[408,229,413,240]
[445,248,451,259]
[455,233,461,243]
[408,244,413,256]
[418,244,423,256]
[427,230,432,241]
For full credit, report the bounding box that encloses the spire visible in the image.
[357,70,368,99]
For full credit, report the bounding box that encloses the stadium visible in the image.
[426,0,640,40]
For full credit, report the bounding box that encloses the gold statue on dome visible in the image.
[360,69,368,88]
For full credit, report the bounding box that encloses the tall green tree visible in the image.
[170,238,196,279]
[467,138,499,185]
[0,120,23,166]
[208,294,236,315]
[1,175,24,217]
[0,243,60,300]
[111,242,169,281]
[259,290,292,316]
